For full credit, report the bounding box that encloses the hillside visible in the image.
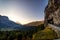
[0,15,27,31]
[24,21,44,26]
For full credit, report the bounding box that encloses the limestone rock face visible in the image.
[44,0,60,27]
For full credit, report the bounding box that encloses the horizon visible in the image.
[0,0,48,24]
[0,15,44,25]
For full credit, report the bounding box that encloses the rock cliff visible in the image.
[44,0,60,27]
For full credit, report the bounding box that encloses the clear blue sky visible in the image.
[0,0,48,24]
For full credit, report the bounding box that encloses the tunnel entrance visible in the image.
[47,17,54,24]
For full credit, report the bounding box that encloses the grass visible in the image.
[33,26,58,40]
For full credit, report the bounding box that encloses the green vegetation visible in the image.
[33,28,58,40]
[0,24,58,40]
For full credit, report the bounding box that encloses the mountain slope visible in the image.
[0,15,24,30]
[0,15,37,31]
[24,21,44,26]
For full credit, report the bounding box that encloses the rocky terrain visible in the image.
[44,0,60,27]
[44,0,60,38]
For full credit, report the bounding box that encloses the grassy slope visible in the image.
[24,21,44,26]
[33,25,58,40]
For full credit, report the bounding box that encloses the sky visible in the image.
[0,0,48,24]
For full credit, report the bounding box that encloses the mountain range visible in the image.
[24,21,44,26]
[0,15,25,31]
[0,15,43,31]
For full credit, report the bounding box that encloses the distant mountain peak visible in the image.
[0,15,23,30]
[0,15,9,21]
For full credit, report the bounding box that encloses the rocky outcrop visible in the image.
[44,0,60,27]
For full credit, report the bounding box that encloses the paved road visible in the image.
[48,24,60,31]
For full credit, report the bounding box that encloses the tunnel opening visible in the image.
[47,17,54,24]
